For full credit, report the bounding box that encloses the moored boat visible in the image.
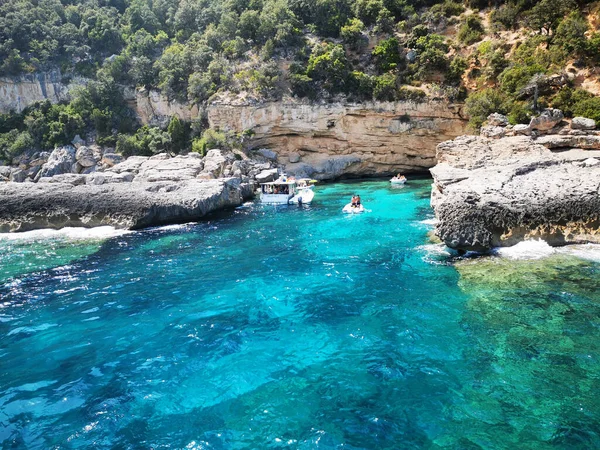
[390,175,407,184]
[260,177,317,204]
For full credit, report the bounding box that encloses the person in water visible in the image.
[351,195,361,207]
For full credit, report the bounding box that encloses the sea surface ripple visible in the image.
[1,179,599,449]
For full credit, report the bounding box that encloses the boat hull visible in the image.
[290,188,315,204]
[260,193,294,204]
[343,203,365,213]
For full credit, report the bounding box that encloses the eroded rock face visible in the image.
[529,108,564,131]
[0,71,87,113]
[37,146,77,179]
[0,178,253,232]
[134,88,200,127]
[431,135,600,251]
[208,100,468,179]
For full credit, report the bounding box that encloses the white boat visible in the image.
[290,178,317,204]
[260,177,317,204]
[343,203,365,213]
[390,176,407,185]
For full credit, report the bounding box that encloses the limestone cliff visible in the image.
[208,100,469,179]
[133,88,200,128]
[0,71,86,113]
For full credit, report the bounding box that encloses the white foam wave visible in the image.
[493,240,556,260]
[418,243,455,263]
[150,223,194,232]
[0,226,130,242]
[493,240,600,262]
[419,218,438,226]
[561,244,600,263]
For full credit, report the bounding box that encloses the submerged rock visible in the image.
[431,134,600,251]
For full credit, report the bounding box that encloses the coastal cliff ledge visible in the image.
[0,178,253,233]
[430,114,600,251]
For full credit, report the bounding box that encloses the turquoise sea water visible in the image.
[1,179,599,449]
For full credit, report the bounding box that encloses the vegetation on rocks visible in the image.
[1,0,600,161]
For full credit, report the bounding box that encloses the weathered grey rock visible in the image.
[108,156,149,174]
[513,124,532,135]
[38,146,77,178]
[29,154,49,168]
[487,113,509,127]
[38,174,87,186]
[82,165,97,175]
[0,178,253,232]
[529,109,564,131]
[256,149,278,161]
[10,168,27,183]
[26,165,42,179]
[200,149,228,178]
[431,134,600,251]
[101,153,124,167]
[76,146,97,167]
[72,134,85,148]
[571,117,596,130]
[134,154,204,182]
[71,162,84,174]
[87,172,134,185]
[480,125,505,139]
[583,157,599,167]
[288,152,301,163]
[535,134,600,150]
[255,168,279,183]
[0,166,11,180]
[287,155,362,180]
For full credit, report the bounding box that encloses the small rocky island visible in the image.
[431,110,600,251]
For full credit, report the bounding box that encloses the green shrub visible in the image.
[465,88,509,129]
[447,56,467,84]
[348,71,374,100]
[373,73,397,101]
[507,101,534,125]
[552,88,600,121]
[192,128,228,154]
[397,87,427,102]
[372,37,402,73]
[289,73,317,98]
[553,12,588,55]
[0,130,34,162]
[341,18,366,50]
[458,15,485,45]
[306,43,351,94]
[167,116,190,153]
[490,4,520,31]
[116,126,171,157]
[498,64,546,96]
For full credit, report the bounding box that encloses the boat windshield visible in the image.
[262,184,291,195]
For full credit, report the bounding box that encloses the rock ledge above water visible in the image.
[430,111,600,251]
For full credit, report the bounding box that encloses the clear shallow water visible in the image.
[0,179,599,449]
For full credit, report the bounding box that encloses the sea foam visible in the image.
[0,226,130,242]
[493,239,600,262]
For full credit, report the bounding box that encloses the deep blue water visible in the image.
[1,179,599,449]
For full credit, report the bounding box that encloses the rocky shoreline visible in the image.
[0,146,282,232]
[431,110,600,251]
